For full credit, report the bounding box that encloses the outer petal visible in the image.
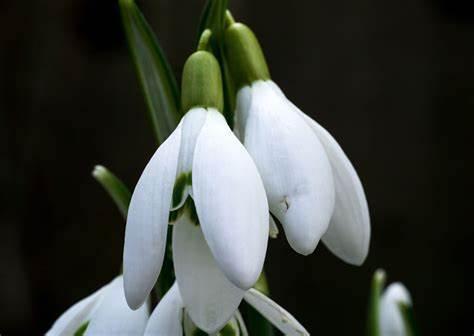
[380,283,412,336]
[46,286,105,336]
[296,108,370,265]
[239,80,335,255]
[85,276,149,335]
[124,125,181,309]
[144,283,184,336]
[244,289,309,336]
[173,213,246,333]
[192,109,269,289]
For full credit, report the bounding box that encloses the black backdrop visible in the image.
[1,0,472,334]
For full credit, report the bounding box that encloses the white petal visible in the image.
[234,85,252,141]
[124,125,181,309]
[144,283,184,336]
[85,276,149,335]
[239,80,335,255]
[244,289,309,336]
[46,286,105,336]
[297,109,370,265]
[192,108,269,289]
[233,310,249,336]
[173,107,207,209]
[173,213,246,333]
[380,283,412,336]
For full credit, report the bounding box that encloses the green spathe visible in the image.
[223,20,270,89]
[181,50,224,112]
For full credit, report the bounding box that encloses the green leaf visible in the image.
[398,302,420,336]
[197,0,229,45]
[92,165,131,219]
[367,269,386,336]
[119,0,180,144]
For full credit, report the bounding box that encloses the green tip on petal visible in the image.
[223,15,270,89]
[181,51,224,112]
[74,321,90,336]
[398,302,420,336]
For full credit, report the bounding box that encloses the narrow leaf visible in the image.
[119,0,180,144]
[367,269,386,336]
[197,0,229,46]
[398,302,420,336]
[92,165,131,218]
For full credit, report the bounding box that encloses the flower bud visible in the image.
[223,16,270,89]
[181,50,224,112]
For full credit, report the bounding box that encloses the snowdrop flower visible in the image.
[223,13,370,264]
[379,282,413,336]
[46,276,148,336]
[124,36,269,332]
[145,282,308,336]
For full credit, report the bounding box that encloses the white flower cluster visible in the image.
[47,4,377,336]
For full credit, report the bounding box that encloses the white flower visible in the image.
[379,282,412,336]
[46,276,148,336]
[123,107,269,332]
[235,79,370,264]
[145,282,308,336]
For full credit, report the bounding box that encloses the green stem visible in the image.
[367,269,386,336]
[197,29,213,52]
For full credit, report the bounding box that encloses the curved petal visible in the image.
[172,107,207,210]
[233,310,249,336]
[86,276,149,335]
[124,125,181,309]
[244,288,309,336]
[296,109,370,265]
[240,80,335,255]
[144,283,184,336]
[192,109,269,289]
[380,283,412,336]
[46,286,105,336]
[173,213,245,333]
[234,85,252,141]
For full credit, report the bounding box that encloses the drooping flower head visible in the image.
[144,282,309,336]
[379,282,413,336]
[123,30,269,332]
[223,12,370,264]
[47,276,148,336]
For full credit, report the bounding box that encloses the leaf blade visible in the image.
[92,165,131,218]
[119,0,180,144]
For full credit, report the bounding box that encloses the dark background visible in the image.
[1,0,472,334]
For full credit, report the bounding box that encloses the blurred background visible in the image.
[1,0,472,334]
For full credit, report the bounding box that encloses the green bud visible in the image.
[181,50,224,112]
[223,15,270,89]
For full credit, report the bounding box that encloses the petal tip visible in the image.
[123,277,148,310]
